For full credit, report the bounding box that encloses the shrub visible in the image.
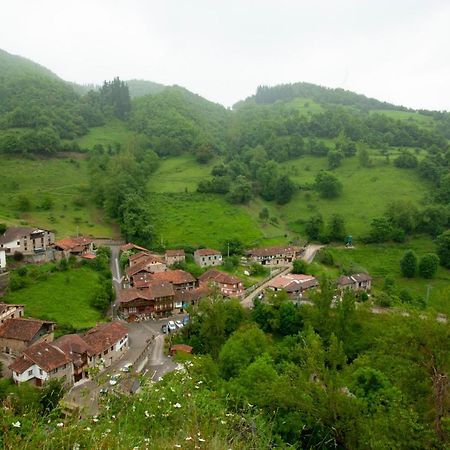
[400,250,417,278]
[418,253,439,279]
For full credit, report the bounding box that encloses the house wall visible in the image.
[92,335,129,368]
[166,255,185,266]
[194,254,222,267]
[0,231,55,256]
[0,306,24,324]
[0,331,53,356]
[0,250,5,269]
[13,362,73,387]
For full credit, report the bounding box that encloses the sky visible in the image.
[1,0,450,110]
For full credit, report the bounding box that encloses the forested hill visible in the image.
[236,82,409,111]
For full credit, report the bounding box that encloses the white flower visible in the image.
[194,386,199,389]
[112,415,116,420]
[185,436,192,440]
[145,410,150,418]
[11,421,21,428]
[173,403,182,408]
[144,438,150,442]
[220,420,226,425]
[174,445,181,448]
[197,381,203,385]
[56,422,64,428]
[85,427,91,431]
[198,438,206,442]
[93,418,99,423]
[73,444,80,450]
[106,428,111,433]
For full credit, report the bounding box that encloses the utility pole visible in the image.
[426,284,432,305]
[227,242,230,258]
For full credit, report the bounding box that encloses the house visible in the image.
[121,242,149,253]
[82,321,129,368]
[174,285,210,311]
[125,254,167,285]
[52,334,94,383]
[0,302,24,324]
[194,248,222,267]
[119,282,175,319]
[165,249,185,266]
[170,344,193,356]
[129,251,152,267]
[0,248,6,269]
[198,270,244,298]
[246,245,301,266]
[0,318,54,355]
[0,227,55,256]
[337,273,372,292]
[145,269,197,292]
[9,341,73,387]
[53,236,95,259]
[267,273,319,299]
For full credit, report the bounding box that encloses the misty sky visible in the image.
[1,0,449,110]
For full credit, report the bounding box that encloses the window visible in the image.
[39,369,43,375]
[17,241,20,245]
[28,369,33,376]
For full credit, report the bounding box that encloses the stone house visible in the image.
[143,269,197,292]
[0,302,24,324]
[0,227,55,256]
[125,254,167,285]
[0,318,54,355]
[337,273,372,292]
[82,321,129,368]
[165,249,185,266]
[9,341,73,387]
[246,245,301,266]
[53,236,95,259]
[267,273,319,299]
[198,269,244,298]
[174,285,210,311]
[194,248,222,267]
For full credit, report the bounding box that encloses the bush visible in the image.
[292,259,308,274]
[400,250,417,278]
[418,253,439,279]
[250,263,269,277]
[316,248,334,266]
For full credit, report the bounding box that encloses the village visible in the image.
[0,225,371,406]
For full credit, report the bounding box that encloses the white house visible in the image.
[0,227,55,256]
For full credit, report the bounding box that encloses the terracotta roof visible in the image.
[119,288,150,304]
[129,251,150,263]
[81,252,96,260]
[146,281,175,300]
[0,302,23,315]
[165,249,185,257]
[120,243,149,252]
[0,318,54,342]
[194,248,221,257]
[149,270,196,285]
[83,322,128,355]
[338,275,354,286]
[126,255,166,276]
[53,334,94,361]
[174,286,210,303]
[0,227,41,245]
[246,245,301,258]
[269,273,317,290]
[9,341,70,374]
[198,269,242,285]
[54,236,93,251]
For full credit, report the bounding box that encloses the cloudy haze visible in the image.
[1,0,449,109]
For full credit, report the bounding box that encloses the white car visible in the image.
[109,374,120,385]
[167,321,177,332]
[175,320,183,328]
[121,363,133,373]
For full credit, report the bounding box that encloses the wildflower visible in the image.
[197,381,203,385]
[185,436,192,440]
[194,386,199,389]
[56,422,64,428]
[220,420,226,425]
[106,428,111,433]
[73,444,80,450]
[85,427,91,431]
[93,418,99,423]
[173,402,182,408]
[11,421,21,428]
[145,410,150,418]
[174,445,181,448]
[112,415,116,420]
[198,438,206,442]
[144,438,150,442]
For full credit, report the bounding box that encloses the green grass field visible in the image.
[279,152,427,238]
[327,238,450,315]
[75,119,137,150]
[2,266,104,329]
[0,155,116,238]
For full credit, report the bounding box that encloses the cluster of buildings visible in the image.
[0,307,129,387]
[0,226,97,270]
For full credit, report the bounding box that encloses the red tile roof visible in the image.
[126,255,166,276]
[80,252,96,260]
[198,269,242,285]
[194,248,221,257]
[165,249,185,257]
[149,269,196,285]
[174,286,210,303]
[269,273,317,290]
[119,288,150,304]
[0,318,54,342]
[54,236,93,251]
[53,334,94,360]
[170,344,193,354]
[9,341,71,374]
[146,281,175,300]
[83,322,128,355]
[120,243,150,252]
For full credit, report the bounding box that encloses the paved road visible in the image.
[240,244,324,309]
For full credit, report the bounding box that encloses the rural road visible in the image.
[240,244,323,309]
[108,244,123,318]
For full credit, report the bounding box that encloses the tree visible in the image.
[394,152,418,168]
[436,230,450,268]
[292,259,308,274]
[327,213,346,242]
[315,171,343,198]
[358,142,371,167]
[418,254,439,279]
[327,150,343,169]
[259,207,269,222]
[400,250,418,278]
[274,176,295,205]
[368,217,393,242]
[305,213,324,241]
[227,176,253,204]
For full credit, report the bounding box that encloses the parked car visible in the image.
[175,320,183,328]
[121,363,133,373]
[182,315,189,326]
[109,374,120,386]
[161,324,168,334]
[167,321,177,332]
[99,388,108,395]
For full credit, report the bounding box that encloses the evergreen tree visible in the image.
[400,250,418,278]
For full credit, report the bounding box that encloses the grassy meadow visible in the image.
[327,238,450,315]
[3,265,104,329]
[0,155,116,238]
